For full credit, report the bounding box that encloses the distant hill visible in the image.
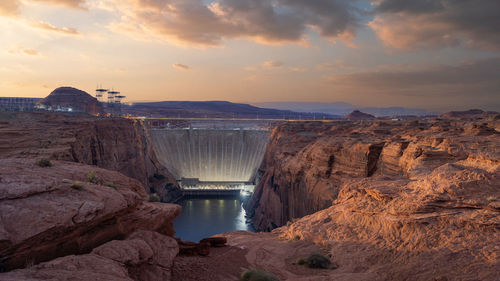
[344,110,375,120]
[123,101,339,119]
[254,102,435,117]
[38,87,104,115]
[439,109,498,119]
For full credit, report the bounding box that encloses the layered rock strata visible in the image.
[0,111,181,202]
[0,158,181,272]
[248,118,499,231]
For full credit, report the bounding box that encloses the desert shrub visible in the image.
[297,258,306,265]
[240,269,278,281]
[88,171,98,184]
[37,158,53,167]
[149,193,161,202]
[71,182,84,191]
[305,253,331,269]
[104,182,118,190]
[294,235,301,240]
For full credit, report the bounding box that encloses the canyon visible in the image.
[0,110,498,280]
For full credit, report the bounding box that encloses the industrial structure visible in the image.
[0,97,40,111]
[95,86,126,115]
[149,119,271,196]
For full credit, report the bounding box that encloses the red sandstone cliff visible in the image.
[248,118,499,231]
[0,158,181,276]
[37,87,105,116]
[0,112,181,202]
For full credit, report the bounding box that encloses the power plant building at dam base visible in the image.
[150,126,270,190]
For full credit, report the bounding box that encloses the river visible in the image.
[173,198,255,242]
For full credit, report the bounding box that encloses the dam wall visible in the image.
[150,128,270,183]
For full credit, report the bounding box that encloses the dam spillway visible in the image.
[150,127,270,184]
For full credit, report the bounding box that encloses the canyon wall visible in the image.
[248,118,499,231]
[0,112,181,202]
[0,112,186,279]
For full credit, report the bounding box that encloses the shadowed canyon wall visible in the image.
[150,129,270,182]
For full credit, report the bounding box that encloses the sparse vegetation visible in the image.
[87,171,98,184]
[297,258,306,265]
[71,182,84,191]
[104,182,118,190]
[240,269,279,281]
[25,259,35,269]
[37,158,53,167]
[305,253,331,269]
[294,235,301,240]
[149,193,161,202]
[487,196,496,202]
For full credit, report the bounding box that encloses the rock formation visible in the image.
[0,110,498,281]
[248,118,499,231]
[0,111,181,202]
[242,116,499,280]
[37,87,105,116]
[0,158,181,274]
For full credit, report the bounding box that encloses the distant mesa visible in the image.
[37,87,105,115]
[344,110,375,120]
[439,109,498,119]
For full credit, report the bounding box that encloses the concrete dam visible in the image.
[149,120,271,191]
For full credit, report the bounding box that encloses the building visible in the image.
[0,97,41,111]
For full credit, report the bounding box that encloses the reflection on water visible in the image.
[174,198,254,242]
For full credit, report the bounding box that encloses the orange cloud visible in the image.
[0,1,20,16]
[0,0,85,18]
[31,21,80,35]
[31,0,86,9]
[173,63,190,70]
[261,60,284,68]
[8,46,41,56]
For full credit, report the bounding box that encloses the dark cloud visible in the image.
[118,0,360,46]
[375,0,444,14]
[370,0,500,50]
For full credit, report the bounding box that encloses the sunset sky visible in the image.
[0,0,499,111]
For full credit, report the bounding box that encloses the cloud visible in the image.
[107,0,361,46]
[8,46,41,56]
[326,58,500,94]
[172,63,190,70]
[370,0,500,50]
[261,60,284,68]
[31,21,80,35]
[31,0,86,9]
[0,1,20,16]
[0,0,85,17]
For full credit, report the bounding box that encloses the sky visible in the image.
[0,0,499,112]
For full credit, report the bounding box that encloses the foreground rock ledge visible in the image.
[0,158,181,272]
